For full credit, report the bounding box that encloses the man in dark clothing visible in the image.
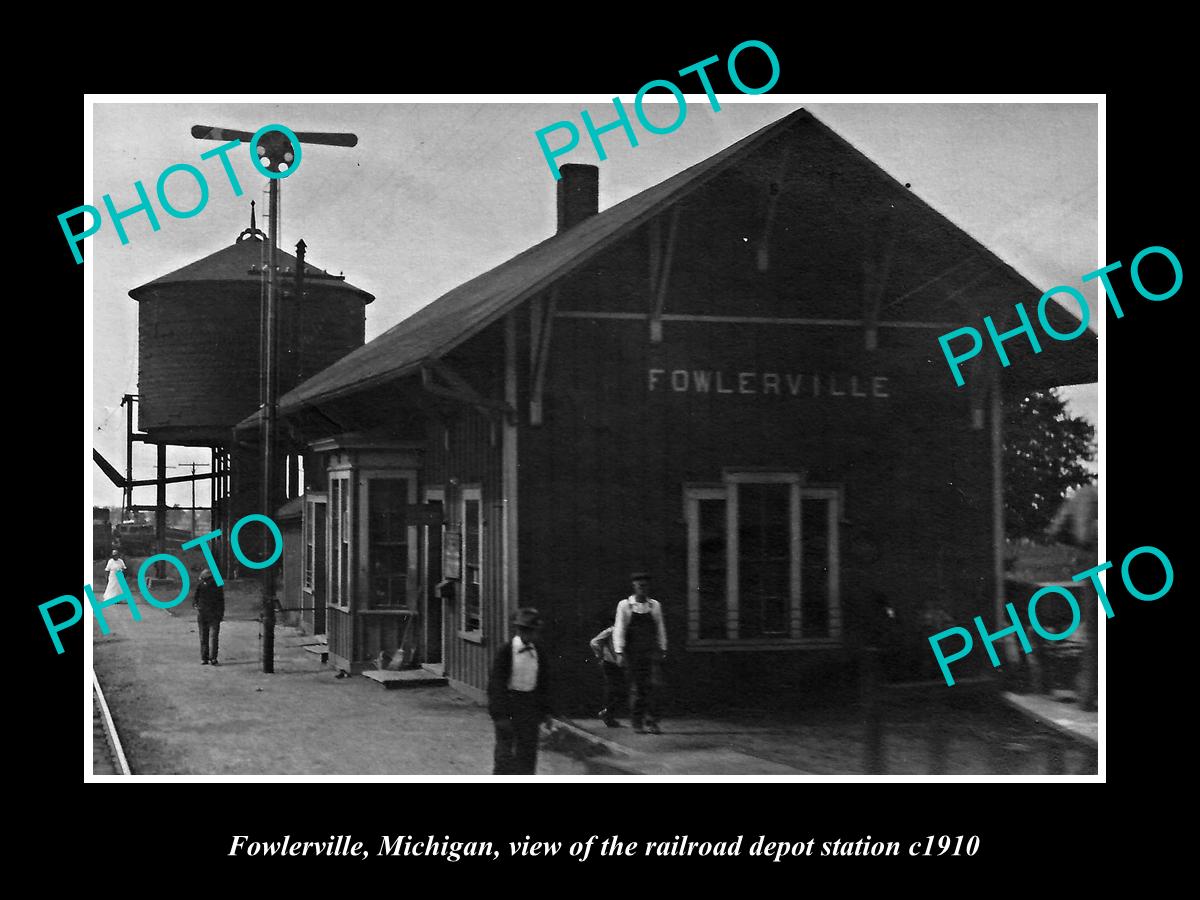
[488,607,554,774]
[192,568,225,665]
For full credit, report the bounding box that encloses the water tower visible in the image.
[126,208,374,566]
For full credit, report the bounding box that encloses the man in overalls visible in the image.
[613,573,667,734]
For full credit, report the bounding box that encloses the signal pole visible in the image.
[191,461,197,537]
[191,124,356,673]
[262,174,281,671]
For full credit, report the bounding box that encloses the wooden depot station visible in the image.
[237,109,1097,711]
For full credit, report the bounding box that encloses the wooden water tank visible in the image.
[129,234,373,446]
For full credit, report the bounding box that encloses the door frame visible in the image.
[422,486,446,666]
[303,492,328,635]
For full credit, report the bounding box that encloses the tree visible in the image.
[1004,388,1096,541]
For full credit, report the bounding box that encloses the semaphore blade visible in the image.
[191,125,256,142]
[292,131,358,147]
[192,125,357,148]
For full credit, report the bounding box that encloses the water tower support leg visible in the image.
[155,444,167,578]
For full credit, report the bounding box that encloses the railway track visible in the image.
[92,669,131,776]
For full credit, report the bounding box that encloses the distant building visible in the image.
[93,507,111,559]
[241,109,1096,711]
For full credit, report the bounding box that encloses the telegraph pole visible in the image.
[261,174,281,671]
[191,124,357,674]
[120,393,137,519]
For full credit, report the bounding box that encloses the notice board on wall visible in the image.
[443,522,462,580]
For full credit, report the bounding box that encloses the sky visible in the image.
[89,99,1099,511]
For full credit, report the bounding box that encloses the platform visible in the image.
[1000,691,1098,748]
[303,644,329,663]
[585,749,810,776]
[362,668,449,689]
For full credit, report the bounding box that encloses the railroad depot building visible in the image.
[243,108,1096,711]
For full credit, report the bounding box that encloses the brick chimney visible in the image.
[556,164,599,233]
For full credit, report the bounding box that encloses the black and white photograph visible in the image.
[82,96,1104,780]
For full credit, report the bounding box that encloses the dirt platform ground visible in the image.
[92,561,1095,777]
[91,566,585,776]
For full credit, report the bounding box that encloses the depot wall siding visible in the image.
[423,334,508,699]
[518,312,991,713]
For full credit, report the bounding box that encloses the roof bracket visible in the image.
[756,146,794,273]
[649,207,680,344]
[967,354,995,430]
[862,202,898,351]
[529,288,558,426]
[421,360,515,422]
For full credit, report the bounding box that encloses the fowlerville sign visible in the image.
[647,368,890,399]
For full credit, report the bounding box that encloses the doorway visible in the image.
[423,488,445,665]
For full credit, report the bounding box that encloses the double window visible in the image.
[685,473,841,647]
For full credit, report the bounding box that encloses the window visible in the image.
[330,476,351,609]
[685,475,840,647]
[367,478,411,608]
[460,486,483,636]
[304,499,315,591]
[303,494,326,591]
[687,488,728,641]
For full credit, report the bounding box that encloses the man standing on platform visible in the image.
[488,607,554,774]
[613,573,668,734]
[193,567,225,666]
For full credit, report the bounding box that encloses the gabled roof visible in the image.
[270,107,1095,420]
[129,236,373,303]
[276,110,827,414]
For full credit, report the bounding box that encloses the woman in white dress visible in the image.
[103,549,128,601]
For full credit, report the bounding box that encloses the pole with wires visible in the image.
[262,175,279,674]
[189,124,358,675]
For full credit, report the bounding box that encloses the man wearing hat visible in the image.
[192,567,225,666]
[488,607,554,774]
[613,573,667,734]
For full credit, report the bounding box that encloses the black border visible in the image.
[29,32,1186,874]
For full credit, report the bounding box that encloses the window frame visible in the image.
[684,474,842,650]
[422,486,446,599]
[422,487,446,658]
[356,469,419,611]
[328,473,352,611]
[458,484,485,642]
[303,492,327,594]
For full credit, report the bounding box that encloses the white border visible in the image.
[84,92,1105,784]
